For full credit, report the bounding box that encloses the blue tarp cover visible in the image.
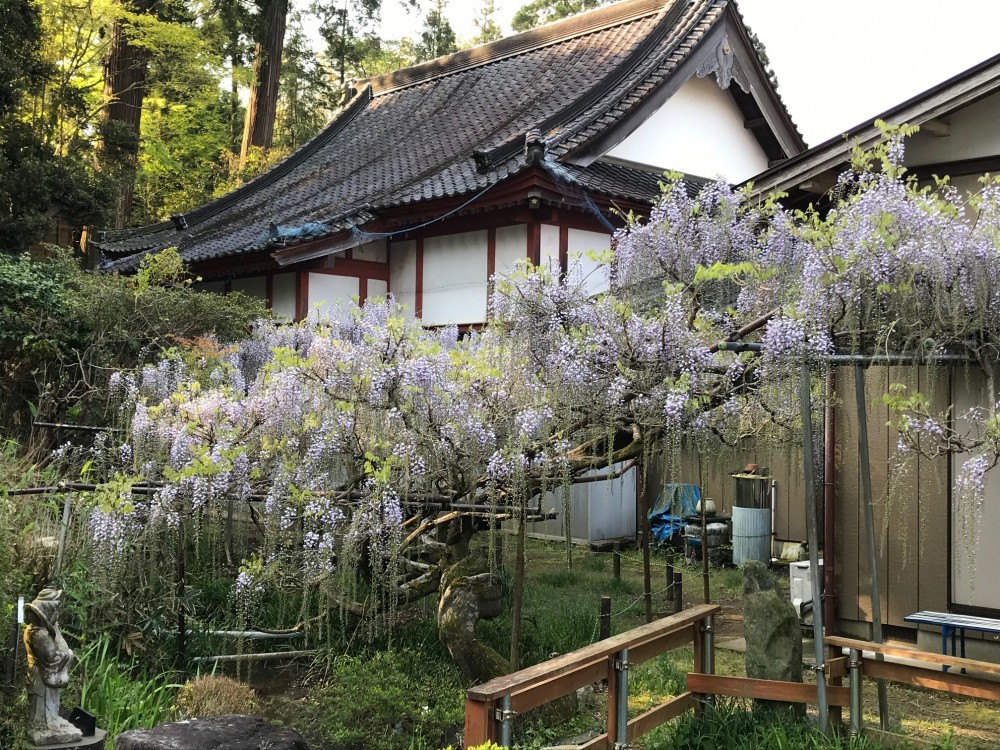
[649,483,700,545]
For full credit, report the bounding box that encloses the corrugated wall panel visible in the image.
[835,367,861,623]
[886,366,920,627]
[917,366,950,613]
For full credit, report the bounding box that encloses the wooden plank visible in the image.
[463,697,497,748]
[825,635,1000,677]
[827,656,847,679]
[836,365,861,622]
[862,657,1000,701]
[468,604,719,700]
[627,692,697,740]
[867,367,891,628]
[629,625,698,667]
[886,365,920,627]
[685,673,851,707]
[917,366,949,613]
[578,694,697,750]
[606,654,620,749]
[510,658,607,713]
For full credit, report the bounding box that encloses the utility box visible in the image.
[789,559,823,626]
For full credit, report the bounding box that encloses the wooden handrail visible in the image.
[824,635,1000,677]
[465,603,719,748]
[469,603,719,701]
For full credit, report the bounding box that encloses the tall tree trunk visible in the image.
[101,0,155,228]
[241,0,288,167]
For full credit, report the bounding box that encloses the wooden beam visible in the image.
[862,658,1000,702]
[921,118,951,137]
[685,673,851,707]
[797,170,838,195]
[578,693,696,750]
[468,604,719,701]
[463,697,498,748]
[825,635,1000,677]
[510,659,607,714]
[744,117,767,129]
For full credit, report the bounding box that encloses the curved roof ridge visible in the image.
[357,0,680,96]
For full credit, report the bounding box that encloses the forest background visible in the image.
[0,0,620,253]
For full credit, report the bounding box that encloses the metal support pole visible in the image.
[854,365,890,731]
[702,614,715,675]
[615,647,630,748]
[673,572,683,615]
[499,694,514,748]
[800,362,829,733]
[849,648,863,737]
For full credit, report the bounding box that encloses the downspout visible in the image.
[823,369,837,635]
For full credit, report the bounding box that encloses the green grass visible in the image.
[73,636,180,747]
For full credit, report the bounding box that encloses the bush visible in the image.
[176,675,259,718]
[0,248,267,445]
[282,647,464,750]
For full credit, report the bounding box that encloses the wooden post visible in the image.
[612,543,621,580]
[673,572,683,615]
[639,466,653,623]
[606,652,621,744]
[599,596,612,640]
[463,697,499,747]
[509,504,527,671]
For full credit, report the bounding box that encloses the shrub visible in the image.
[176,675,259,718]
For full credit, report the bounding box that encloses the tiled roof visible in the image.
[95,0,789,271]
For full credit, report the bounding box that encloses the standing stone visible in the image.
[742,561,803,715]
[115,716,308,750]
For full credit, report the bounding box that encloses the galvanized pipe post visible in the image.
[499,694,514,748]
[702,613,715,674]
[615,647,631,748]
[800,362,829,733]
[848,648,863,737]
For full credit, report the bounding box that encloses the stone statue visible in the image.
[23,588,83,746]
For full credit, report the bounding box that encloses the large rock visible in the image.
[114,715,308,750]
[742,561,803,714]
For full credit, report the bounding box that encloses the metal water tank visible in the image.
[731,472,772,565]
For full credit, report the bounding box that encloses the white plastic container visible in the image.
[789,559,824,625]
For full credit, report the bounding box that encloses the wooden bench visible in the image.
[904,611,1000,672]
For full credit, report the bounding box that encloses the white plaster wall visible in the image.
[309,274,359,318]
[605,75,769,182]
[389,239,417,319]
[540,224,560,273]
[495,225,528,277]
[272,273,296,320]
[367,279,388,301]
[952,369,1000,610]
[354,239,388,263]
[231,276,266,300]
[568,228,611,296]
[906,91,1000,166]
[423,230,488,325]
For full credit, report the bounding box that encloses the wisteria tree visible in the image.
[64,127,1000,682]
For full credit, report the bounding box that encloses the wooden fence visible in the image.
[464,604,718,749]
[465,610,1000,748]
[825,635,1000,737]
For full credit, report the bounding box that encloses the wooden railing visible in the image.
[825,635,1000,736]
[464,604,719,749]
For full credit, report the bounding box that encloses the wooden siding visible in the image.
[833,366,950,630]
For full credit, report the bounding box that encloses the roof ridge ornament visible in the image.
[696,33,750,92]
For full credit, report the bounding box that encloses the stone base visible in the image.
[31,715,84,748]
[30,728,106,750]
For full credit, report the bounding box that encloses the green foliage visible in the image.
[644,701,940,750]
[0,248,267,440]
[511,0,610,33]
[416,0,458,61]
[283,647,464,750]
[472,0,503,44]
[72,635,180,743]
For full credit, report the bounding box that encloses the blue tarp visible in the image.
[649,483,700,546]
